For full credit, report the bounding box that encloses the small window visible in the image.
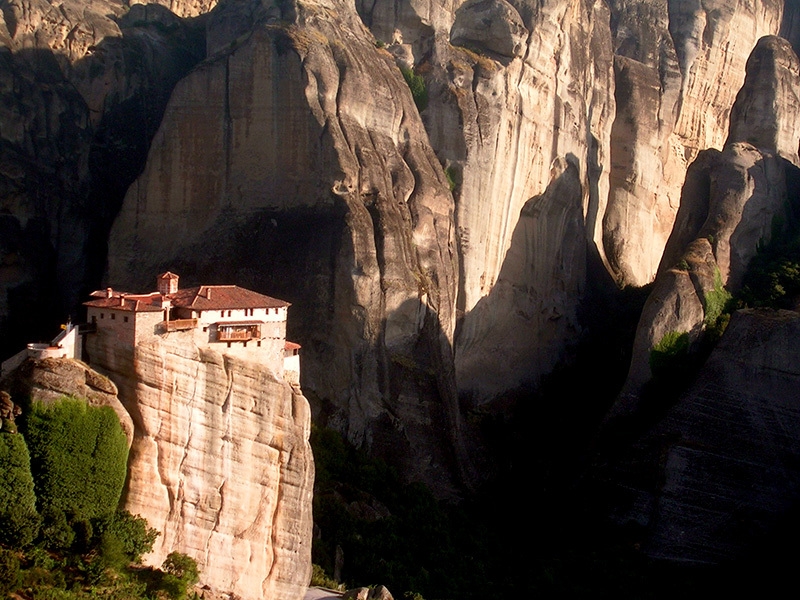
[123,316,129,323]
[203,327,208,332]
[100,313,104,319]
[257,341,261,347]
[227,342,231,348]
[228,310,232,317]
[221,311,225,317]
[243,341,247,347]
[111,313,116,320]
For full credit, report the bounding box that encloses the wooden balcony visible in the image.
[163,318,198,332]
[217,322,261,342]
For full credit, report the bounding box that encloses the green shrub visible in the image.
[444,166,458,192]
[400,67,428,112]
[162,552,199,585]
[702,268,732,328]
[310,563,341,589]
[23,397,129,520]
[0,431,41,547]
[649,331,690,378]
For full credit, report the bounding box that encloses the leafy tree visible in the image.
[39,508,75,550]
[0,431,41,547]
[160,552,200,600]
[23,397,129,519]
[93,510,159,564]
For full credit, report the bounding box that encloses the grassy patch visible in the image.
[400,67,428,112]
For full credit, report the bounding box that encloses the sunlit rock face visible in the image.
[352,0,789,409]
[4,0,800,499]
[602,0,784,287]
[130,0,220,18]
[614,33,800,405]
[727,35,800,165]
[87,332,314,600]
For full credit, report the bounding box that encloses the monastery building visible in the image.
[83,272,300,381]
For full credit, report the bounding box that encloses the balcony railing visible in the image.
[163,319,198,332]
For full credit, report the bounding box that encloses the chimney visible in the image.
[106,287,113,298]
[206,287,212,300]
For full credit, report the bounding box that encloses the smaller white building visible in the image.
[84,272,300,380]
[0,322,82,379]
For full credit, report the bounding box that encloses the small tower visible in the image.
[158,272,179,295]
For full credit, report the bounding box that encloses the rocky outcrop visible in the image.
[727,35,800,165]
[130,0,220,18]
[352,0,791,409]
[449,0,527,59]
[4,0,800,503]
[617,143,794,401]
[0,357,134,445]
[425,0,616,315]
[87,333,314,600]
[615,33,800,404]
[600,308,800,563]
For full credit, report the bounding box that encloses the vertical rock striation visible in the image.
[87,333,314,600]
[356,0,790,406]
[454,157,586,404]
[603,0,784,286]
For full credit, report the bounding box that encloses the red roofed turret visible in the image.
[158,271,179,295]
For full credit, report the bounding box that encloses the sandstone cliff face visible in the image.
[352,0,791,406]
[87,333,314,600]
[4,0,800,501]
[616,34,800,401]
[602,0,784,286]
[600,309,800,563]
[455,157,586,403]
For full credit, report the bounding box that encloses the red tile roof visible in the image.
[84,278,289,313]
[169,286,289,311]
[84,294,164,312]
[284,341,302,350]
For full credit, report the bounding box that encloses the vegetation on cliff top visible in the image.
[24,398,129,520]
